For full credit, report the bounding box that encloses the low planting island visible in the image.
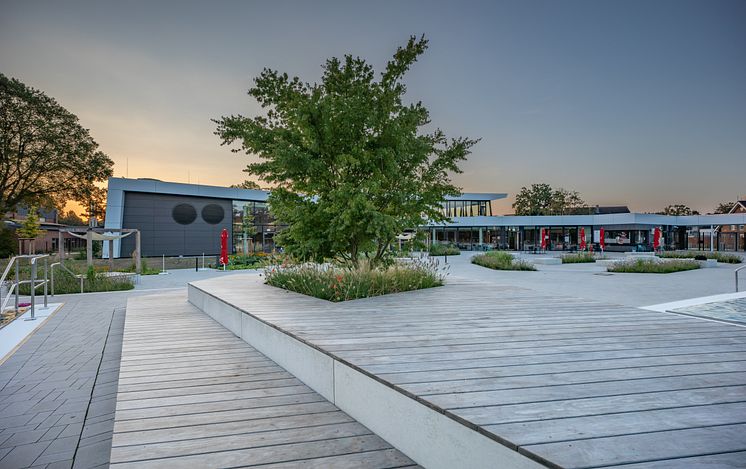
[608,258,700,274]
[471,251,536,271]
[264,259,445,302]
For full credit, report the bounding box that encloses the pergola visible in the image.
[60,227,141,273]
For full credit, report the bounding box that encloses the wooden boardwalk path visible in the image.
[191,275,746,468]
[110,291,417,468]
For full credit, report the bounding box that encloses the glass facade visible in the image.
[441,200,492,217]
[427,225,678,251]
[232,200,279,253]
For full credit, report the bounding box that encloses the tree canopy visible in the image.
[58,210,86,226]
[0,74,113,215]
[659,204,698,216]
[230,180,262,190]
[215,36,476,267]
[512,183,586,216]
[713,201,734,214]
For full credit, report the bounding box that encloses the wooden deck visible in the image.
[110,291,418,468]
[191,275,746,468]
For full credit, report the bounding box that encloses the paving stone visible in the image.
[0,440,52,468]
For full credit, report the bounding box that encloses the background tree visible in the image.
[58,210,86,226]
[216,36,476,267]
[0,74,114,215]
[659,204,697,216]
[230,180,262,190]
[713,201,734,214]
[241,209,258,254]
[512,184,586,215]
[16,206,45,254]
[80,186,107,226]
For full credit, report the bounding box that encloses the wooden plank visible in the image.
[111,292,414,469]
[523,423,746,469]
[189,275,746,469]
[486,402,746,445]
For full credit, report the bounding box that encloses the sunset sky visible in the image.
[2,0,744,214]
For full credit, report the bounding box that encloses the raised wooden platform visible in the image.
[189,275,746,469]
[111,291,417,468]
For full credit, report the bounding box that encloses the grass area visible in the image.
[471,251,536,271]
[19,265,134,294]
[429,243,460,256]
[561,252,599,264]
[264,259,445,302]
[608,258,700,274]
[657,251,742,264]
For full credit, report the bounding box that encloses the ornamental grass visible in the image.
[657,251,742,264]
[428,243,460,256]
[471,251,536,271]
[264,258,446,302]
[608,258,700,274]
[561,252,599,263]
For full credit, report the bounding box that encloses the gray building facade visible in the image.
[104,178,270,258]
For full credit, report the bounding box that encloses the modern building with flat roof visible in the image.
[104,177,746,257]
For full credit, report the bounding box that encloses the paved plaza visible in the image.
[0,255,744,468]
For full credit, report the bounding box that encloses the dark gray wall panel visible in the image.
[120,192,232,257]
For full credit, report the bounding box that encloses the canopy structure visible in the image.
[61,227,141,273]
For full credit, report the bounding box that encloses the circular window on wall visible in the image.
[201,204,225,224]
[172,204,197,225]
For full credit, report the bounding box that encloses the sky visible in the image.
[1,0,744,214]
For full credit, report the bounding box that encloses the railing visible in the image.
[0,255,50,321]
[737,265,746,293]
[50,261,85,295]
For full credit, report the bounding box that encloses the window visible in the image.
[201,204,225,224]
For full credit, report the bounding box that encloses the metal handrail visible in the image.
[0,254,49,320]
[50,261,85,295]
[737,265,746,292]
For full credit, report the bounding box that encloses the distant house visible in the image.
[5,205,86,254]
[719,199,746,251]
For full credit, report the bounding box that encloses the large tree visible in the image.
[659,204,697,216]
[512,183,586,216]
[215,36,476,267]
[713,201,734,214]
[0,74,114,215]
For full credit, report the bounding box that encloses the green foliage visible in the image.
[472,251,536,271]
[16,207,44,239]
[230,180,262,190]
[264,258,444,302]
[58,210,86,226]
[561,252,598,263]
[225,254,264,270]
[657,251,742,264]
[608,259,700,273]
[429,243,460,256]
[0,74,113,215]
[713,202,734,214]
[215,36,477,268]
[0,225,17,257]
[19,264,134,294]
[512,184,586,216]
[658,204,697,216]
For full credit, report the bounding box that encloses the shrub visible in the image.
[608,259,700,274]
[472,251,536,271]
[19,264,134,294]
[561,252,598,264]
[226,254,264,270]
[429,243,460,256]
[264,258,445,302]
[658,251,742,264]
